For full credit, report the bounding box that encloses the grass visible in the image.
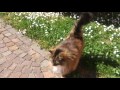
[0,12,120,78]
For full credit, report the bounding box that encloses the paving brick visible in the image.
[13,56,25,64]
[6,42,14,47]
[0,43,5,48]
[0,69,12,78]
[19,45,29,51]
[0,34,4,40]
[0,47,8,53]
[31,67,41,74]
[13,49,23,55]
[3,37,11,43]
[0,23,5,28]
[0,57,7,65]
[40,60,50,68]
[31,53,41,60]
[0,40,3,44]
[19,36,28,43]
[40,50,51,60]
[31,43,41,53]
[9,72,21,78]
[0,74,4,78]
[19,53,27,58]
[5,25,12,30]
[21,37,32,46]
[9,63,17,70]
[4,32,12,37]
[0,66,4,73]
[24,40,32,46]
[2,30,9,35]
[16,41,23,46]
[23,54,32,61]
[30,58,36,62]
[14,64,25,72]
[31,62,40,67]
[9,45,19,51]
[28,49,36,55]
[1,60,13,68]
[2,51,12,56]
[0,28,6,33]
[0,54,2,59]
[28,73,36,78]
[22,66,32,74]
[8,28,17,34]
[6,53,17,61]
[11,38,20,43]
[35,56,45,63]
[21,61,32,66]
[8,34,17,39]
[0,23,3,28]
[20,73,29,78]
[40,60,52,72]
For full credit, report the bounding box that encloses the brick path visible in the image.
[0,19,62,78]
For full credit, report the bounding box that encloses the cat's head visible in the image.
[49,48,66,65]
[49,48,78,76]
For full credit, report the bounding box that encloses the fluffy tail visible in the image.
[73,12,93,38]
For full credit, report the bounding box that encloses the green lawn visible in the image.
[0,12,120,78]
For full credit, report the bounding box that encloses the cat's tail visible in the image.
[73,12,93,38]
[76,12,93,27]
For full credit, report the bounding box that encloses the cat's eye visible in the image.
[59,56,63,61]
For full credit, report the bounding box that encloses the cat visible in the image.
[49,12,93,77]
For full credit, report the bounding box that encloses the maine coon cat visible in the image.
[49,12,93,76]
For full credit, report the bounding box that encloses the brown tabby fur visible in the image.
[49,12,93,76]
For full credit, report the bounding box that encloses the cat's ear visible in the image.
[49,49,55,54]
